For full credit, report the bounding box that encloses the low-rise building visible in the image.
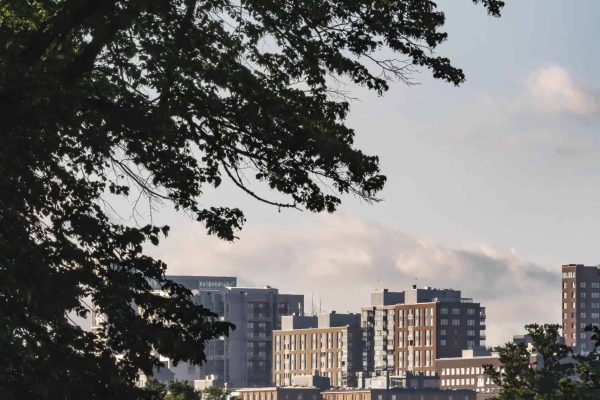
[238,387,324,400]
[322,387,475,400]
[435,348,501,399]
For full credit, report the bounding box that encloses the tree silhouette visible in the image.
[0,0,503,398]
[484,324,600,399]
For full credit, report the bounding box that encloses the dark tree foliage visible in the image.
[145,379,168,400]
[0,0,503,398]
[201,386,237,400]
[484,324,600,399]
[165,381,199,400]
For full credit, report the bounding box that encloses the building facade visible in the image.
[436,348,502,399]
[135,276,303,388]
[221,287,304,388]
[362,286,486,377]
[322,388,476,400]
[273,313,363,387]
[238,387,324,400]
[561,264,600,353]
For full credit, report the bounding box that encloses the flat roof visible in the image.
[436,355,499,361]
[237,387,321,391]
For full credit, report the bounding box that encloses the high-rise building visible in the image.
[90,275,237,332]
[219,287,304,388]
[561,264,600,353]
[140,276,304,388]
[362,285,486,377]
[272,312,363,387]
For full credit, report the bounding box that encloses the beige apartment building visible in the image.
[562,264,600,353]
[273,313,362,387]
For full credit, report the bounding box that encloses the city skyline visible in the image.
[6,1,599,398]
[127,1,600,348]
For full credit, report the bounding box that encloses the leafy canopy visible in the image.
[0,0,503,398]
[484,324,600,400]
[143,380,235,400]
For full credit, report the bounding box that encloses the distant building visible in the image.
[511,334,533,346]
[362,285,486,377]
[362,372,440,390]
[135,276,303,388]
[561,264,600,353]
[273,312,362,387]
[221,287,304,387]
[238,387,324,400]
[436,348,501,399]
[322,387,476,400]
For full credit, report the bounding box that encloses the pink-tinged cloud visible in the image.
[527,65,599,115]
[150,212,560,346]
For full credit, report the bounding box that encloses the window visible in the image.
[581,312,587,319]
[593,303,600,309]
[563,272,575,278]
[581,292,587,298]
[592,313,600,319]
[593,282,600,289]
[581,302,586,309]
[441,308,448,315]
[467,319,475,326]
[581,282,587,288]
[441,319,448,325]
[563,292,567,299]
[440,339,447,346]
[452,319,460,326]
[581,332,587,339]
[592,292,600,298]
[452,308,460,315]
[467,308,476,315]
[563,303,568,309]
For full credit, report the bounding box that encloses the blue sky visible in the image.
[139,1,600,345]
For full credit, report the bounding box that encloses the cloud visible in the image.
[431,64,600,159]
[150,212,560,346]
[527,65,599,115]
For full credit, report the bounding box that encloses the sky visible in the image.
[132,1,600,346]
